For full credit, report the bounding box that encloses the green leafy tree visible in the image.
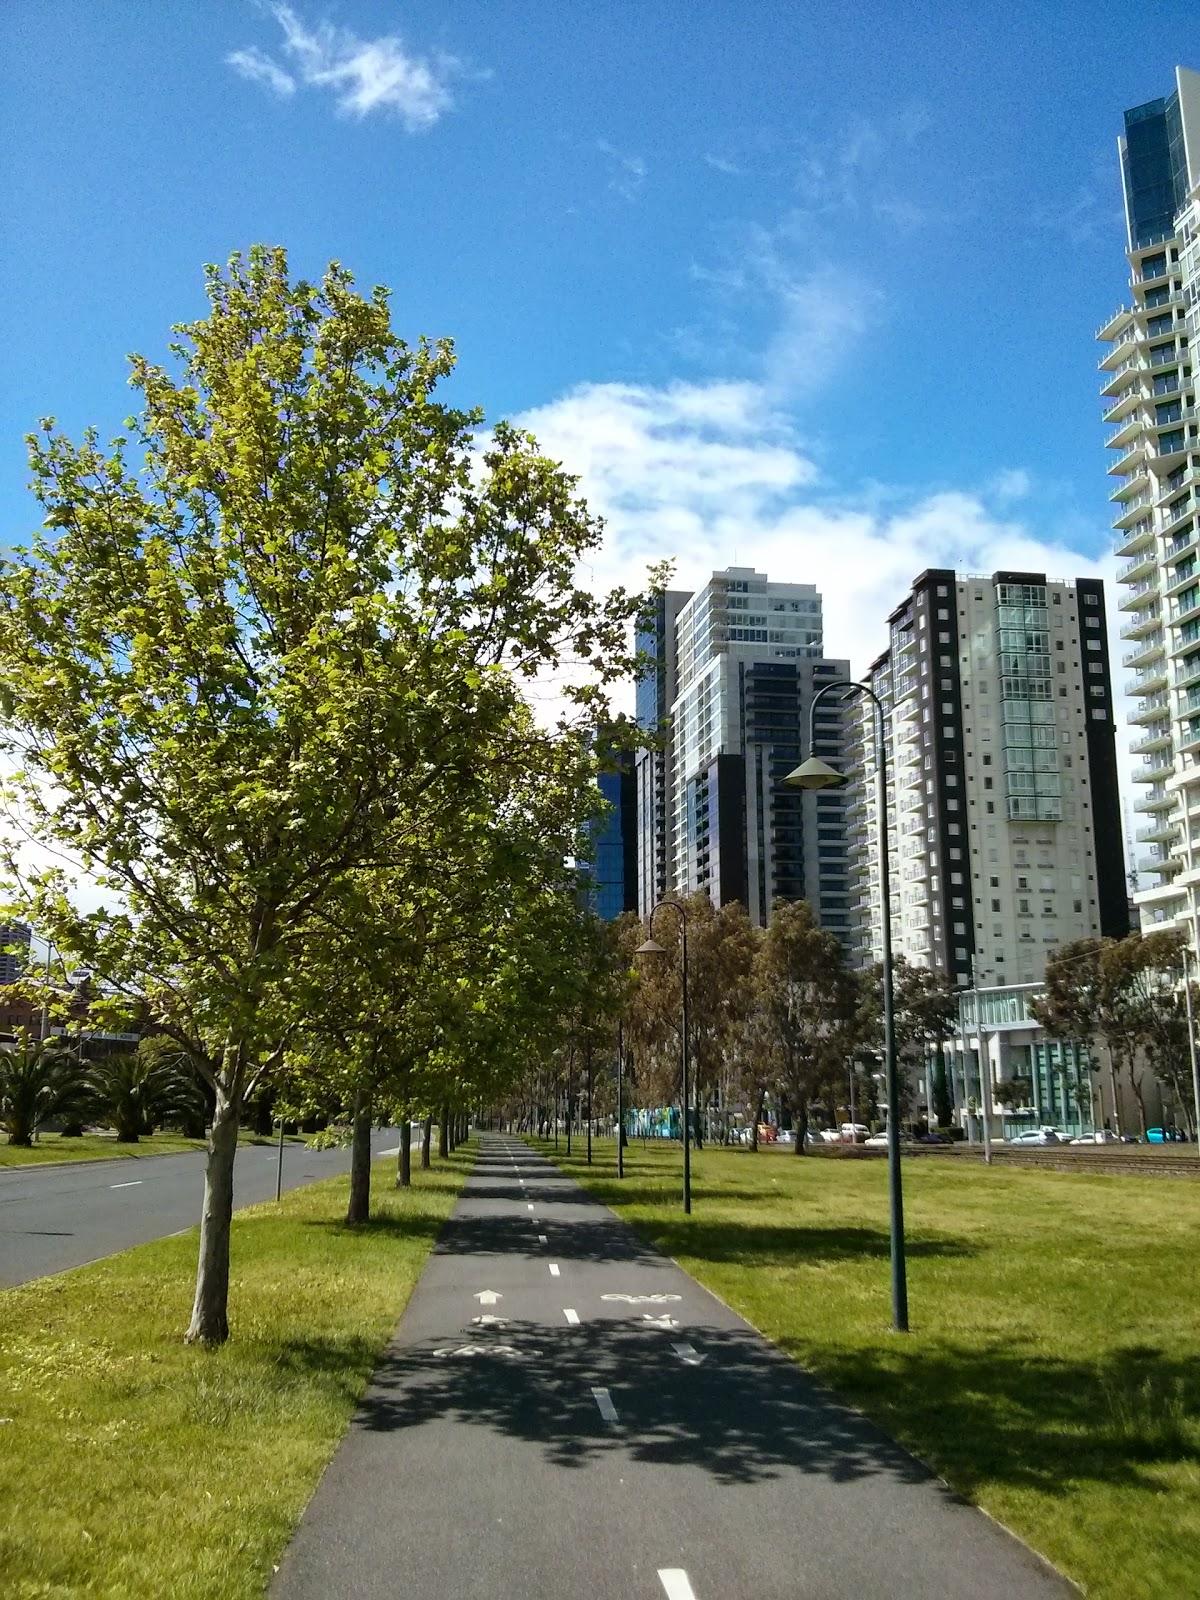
[0,1031,88,1146]
[0,246,653,1342]
[891,956,960,1128]
[87,1046,203,1143]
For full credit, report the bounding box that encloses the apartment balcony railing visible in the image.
[1117,549,1157,583]
[1174,657,1200,691]
[1125,667,1168,696]
[1134,757,1175,781]
[1136,822,1181,845]
[1098,326,1140,369]
[1120,607,1161,639]
[1124,638,1166,668]
[1138,852,1183,875]
[1120,579,1161,610]
[1131,691,1170,719]
[1130,726,1173,755]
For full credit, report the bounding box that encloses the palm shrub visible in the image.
[0,1032,91,1146]
[87,1046,203,1143]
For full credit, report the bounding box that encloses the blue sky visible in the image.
[1,0,1196,680]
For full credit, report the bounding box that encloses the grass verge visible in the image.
[0,1144,474,1598]
[534,1136,1200,1600]
[0,1131,306,1169]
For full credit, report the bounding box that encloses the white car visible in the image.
[1007,1127,1061,1146]
[840,1123,870,1142]
[863,1129,890,1147]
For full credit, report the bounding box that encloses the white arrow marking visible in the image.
[563,1308,580,1325]
[110,1180,142,1189]
[434,1343,535,1360]
[672,1342,703,1365]
[641,1313,680,1330]
[658,1570,697,1600]
[548,1263,560,1277]
[591,1386,619,1423]
[601,1293,682,1305]
[473,1290,503,1305]
[527,1203,534,1211]
[471,1315,509,1328]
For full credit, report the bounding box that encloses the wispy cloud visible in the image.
[226,4,470,128]
[227,45,296,98]
[704,153,742,176]
[596,140,647,202]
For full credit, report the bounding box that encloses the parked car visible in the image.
[863,1129,890,1147]
[818,1128,841,1143]
[840,1122,870,1142]
[1069,1129,1121,1145]
[1007,1127,1062,1146]
[915,1131,950,1144]
[1145,1126,1186,1143]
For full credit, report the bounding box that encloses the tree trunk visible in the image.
[346,1088,373,1224]
[1106,1049,1123,1138]
[933,1039,952,1128]
[751,1088,765,1151]
[438,1106,449,1159]
[420,1115,432,1168]
[397,1118,412,1188]
[793,1098,809,1155]
[184,1086,240,1344]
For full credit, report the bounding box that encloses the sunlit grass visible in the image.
[535,1136,1200,1600]
[0,1130,306,1168]
[0,1146,473,1598]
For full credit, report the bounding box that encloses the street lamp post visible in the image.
[616,1018,625,1179]
[636,899,691,1214]
[785,678,909,1333]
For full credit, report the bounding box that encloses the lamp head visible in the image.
[635,937,667,957]
[784,756,846,790]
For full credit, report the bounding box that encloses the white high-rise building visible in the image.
[646,567,852,930]
[1099,66,1200,950]
[846,569,1128,988]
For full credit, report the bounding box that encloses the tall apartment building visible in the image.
[1098,66,1200,948]
[846,569,1128,987]
[581,754,638,921]
[635,590,691,917]
[640,566,852,931]
[0,923,30,986]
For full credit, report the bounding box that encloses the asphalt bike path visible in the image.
[272,1133,1073,1600]
[0,1128,401,1287]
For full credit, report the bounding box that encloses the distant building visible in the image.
[1098,66,1200,952]
[634,566,851,932]
[0,922,31,986]
[846,569,1127,987]
[583,754,638,921]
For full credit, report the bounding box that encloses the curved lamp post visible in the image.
[785,678,909,1333]
[636,899,691,1214]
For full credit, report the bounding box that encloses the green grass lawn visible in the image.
[0,1130,306,1168]
[535,1136,1200,1600]
[0,1144,473,1599]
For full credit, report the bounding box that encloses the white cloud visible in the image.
[596,140,647,202]
[704,154,742,176]
[226,46,296,98]
[227,4,465,128]
[514,376,1112,713]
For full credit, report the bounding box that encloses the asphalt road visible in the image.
[0,1129,399,1288]
[272,1133,1074,1600]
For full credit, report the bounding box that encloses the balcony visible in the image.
[1107,412,1147,451]
[1162,505,1196,544]
[1097,304,1135,342]
[1117,548,1157,583]
[1125,665,1169,695]
[1111,472,1151,504]
[1098,325,1140,369]
[1119,578,1160,611]
[1135,784,1175,812]
[1120,605,1161,640]
[1157,465,1200,508]
[1103,385,1147,424]
[1108,442,1148,478]
[1124,636,1166,668]
[1133,756,1175,781]
[1130,691,1170,721]
[1137,821,1180,845]
[1101,357,1147,398]
[1173,656,1200,691]
[1167,557,1200,597]
[1170,594,1200,629]
[1138,851,1183,875]
[1130,724,1173,755]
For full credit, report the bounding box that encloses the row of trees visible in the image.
[1034,931,1200,1137]
[0,246,658,1343]
[0,1032,202,1147]
[511,895,963,1151]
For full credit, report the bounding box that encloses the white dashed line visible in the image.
[591,1386,619,1423]
[110,1180,142,1189]
[527,1203,534,1210]
[658,1572,696,1600]
[548,1263,560,1277]
[538,1234,548,1245]
[672,1343,703,1365]
[563,1308,580,1325]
